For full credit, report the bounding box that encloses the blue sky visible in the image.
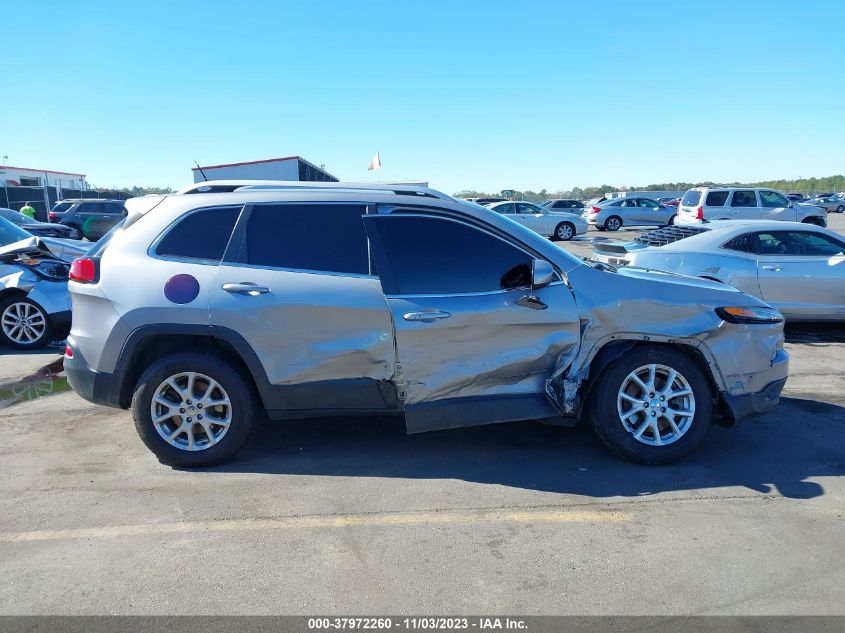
[4,0,843,193]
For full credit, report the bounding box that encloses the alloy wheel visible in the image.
[616,363,695,446]
[556,224,574,240]
[150,372,233,451]
[1,302,47,345]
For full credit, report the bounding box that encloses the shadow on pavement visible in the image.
[205,395,844,501]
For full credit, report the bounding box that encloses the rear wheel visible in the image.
[604,216,623,231]
[667,214,677,225]
[65,224,82,240]
[131,353,255,467]
[589,346,713,464]
[0,296,53,349]
[837,205,844,213]
[554,222,575,241]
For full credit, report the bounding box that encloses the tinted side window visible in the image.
[102,202,125,214]
[496,204,516,215]
[723,233,757,253]
[731,191,757,207]
[243,204,369,274]
[681,190,701,206]
[705,191,730,206]
[156,206,241,261]
[81,202,101,213]
[759,191,789,208]
[758,231,845,256]
[372,216,533,295]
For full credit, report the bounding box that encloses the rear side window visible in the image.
[156,206,241,261]
[681,190,701,206]
[731,191,757,207]
[370,216,533,295]
[81,202,101,213]
[723,233,757,253]
[242,204,369,274]
[705,191,729,206]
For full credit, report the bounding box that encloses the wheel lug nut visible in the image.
[180,408,186,413]
[187,400,192,405]
[197,404,203,409]
[186,417,192,422]
[660,396,665,401]
[651,411,656,417]
[661,407,666,412]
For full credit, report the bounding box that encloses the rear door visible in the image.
[728,190,762,219]
[209,202,397,413]
[363,211,581,432]
[515,202,552,236]
[755,230,845,319]
[759,190,794,221]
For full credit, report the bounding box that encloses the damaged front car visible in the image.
[0,217,83,349]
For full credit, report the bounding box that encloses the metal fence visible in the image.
[0,186,132,222]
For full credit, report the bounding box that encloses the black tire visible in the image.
[553,222,576,241]
[667,214,677,225]
[131,352,255,467]
[65,224,82,240]
[588,346,713,465]
[837,205,844,213]
[604,216,622,231]
[0,295,54,350]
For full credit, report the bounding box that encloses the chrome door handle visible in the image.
[761,265,782,272]
[222,282,271,295]
[403,310,451,322]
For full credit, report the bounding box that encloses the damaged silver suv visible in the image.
[65,181,789,467]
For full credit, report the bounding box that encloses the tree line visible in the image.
[455,174,845,203]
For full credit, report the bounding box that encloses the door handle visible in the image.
[403,310,451,322]
[222,282,271,295]
[761,265,782,272]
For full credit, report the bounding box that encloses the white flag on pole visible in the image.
[368,152,382,171]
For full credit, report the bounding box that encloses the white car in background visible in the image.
[486,201,587,241]
[676,187,827,226]
[591,220,845,322]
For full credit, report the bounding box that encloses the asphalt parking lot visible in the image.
[1,215,844,615]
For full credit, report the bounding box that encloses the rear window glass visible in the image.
[705,191,729,206]
[156,206,241,261]
[681,190,701,206]
[51,202,73,214]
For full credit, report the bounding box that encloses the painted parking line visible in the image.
[0,508,633,543]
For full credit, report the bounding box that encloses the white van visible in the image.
[676,187,826,226]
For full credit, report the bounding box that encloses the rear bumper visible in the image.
[64,341,123,408]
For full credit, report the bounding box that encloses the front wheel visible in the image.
[588,346,713,465]
[131,352,255,467]
[837,205,844,213]
[667,214,676,225]
[554,222,575,241]
[604,216,622,231]
[0,296,53,349]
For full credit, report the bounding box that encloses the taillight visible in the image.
[69,257,97,283]
[591,206,601,214]
[48,212,57,222]
[64,344,74,359]
[696,206,704,220]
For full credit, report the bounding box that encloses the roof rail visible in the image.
[178,180,452,200]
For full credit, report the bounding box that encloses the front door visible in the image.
[363,211,581,433]
[755,230,845,319]
[209,202,397,412]
[759,190,794,222]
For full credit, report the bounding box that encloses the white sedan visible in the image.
[486,201,588,241]
[591,220,845,321]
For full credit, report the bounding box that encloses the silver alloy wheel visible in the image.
[556,223,574,240]
[606,217,621,231]
[1,301,47,345]
[616,363,695,446]
[150,372,232,451]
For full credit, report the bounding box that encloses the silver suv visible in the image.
[676,187,826,226]
[65,181,789,467]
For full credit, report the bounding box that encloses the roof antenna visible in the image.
[194,160,208,181]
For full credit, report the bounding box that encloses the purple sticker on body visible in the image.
[164,274,200,304]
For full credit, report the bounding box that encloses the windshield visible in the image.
[0,216,33,246]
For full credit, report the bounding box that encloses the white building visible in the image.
[1,164,87,190]
[192,156,337,183]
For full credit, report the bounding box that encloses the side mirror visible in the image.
[532,258,556,289]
